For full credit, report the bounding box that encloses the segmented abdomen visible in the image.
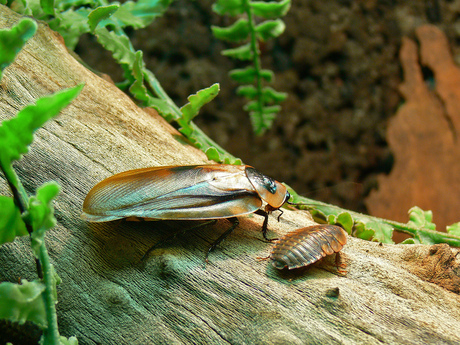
[271,225,347,270]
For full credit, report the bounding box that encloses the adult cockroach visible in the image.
[81,164,291,259]
[270,224,347,270]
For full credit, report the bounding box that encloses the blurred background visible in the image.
[76,0,457,220]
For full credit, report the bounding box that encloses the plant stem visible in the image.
[1,165,60,342]
[244,0,264,116]
[1,165,44,277]
[0,166,29,215]
[38,242,60,344]
[295,196,460,246]
[144,70,240,162]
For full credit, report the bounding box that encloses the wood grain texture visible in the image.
[1,7,460,344]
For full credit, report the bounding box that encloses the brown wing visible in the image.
[81,165,263,222]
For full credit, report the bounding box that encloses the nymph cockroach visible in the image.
[81,164,291,258]
[270,224,347,270]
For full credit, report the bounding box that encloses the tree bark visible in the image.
[1,6,460,345]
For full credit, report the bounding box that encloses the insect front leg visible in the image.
[254,209,277,242]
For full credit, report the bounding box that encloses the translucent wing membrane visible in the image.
[82,165,263,221]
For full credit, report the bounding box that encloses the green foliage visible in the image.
[212,0,290,135]
[88,4,119,32]
[0,85,83,169]
[0,84,83,192]
[286,186,460,247]
[10,0,242,163]
[0,280,47,327]
[180,84,220,132]
[175,84,242,163]
[0,82,80,340]
[250,0,290,18]
[0,21,83,342]
[447,222,460,237]
[0,18,37,79]
[407,206,436,230]
[28,182,60,254]
[0,196,28,244]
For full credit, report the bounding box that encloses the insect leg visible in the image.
[254,209,277,241]
[205,218,239,262]
[141,220,216,261]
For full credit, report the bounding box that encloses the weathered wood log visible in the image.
[1,6,460,344]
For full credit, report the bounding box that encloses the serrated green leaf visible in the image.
[229,67,274,83]
[0,280,46,327]
[260,69,274,82]
[447,222,460,236]
[59,336,79,345]
[237,85,257,98]
[128,51,176,120]
[354,222,375,241]
[261,105,281,114]
[27,182,60,255]
[148,99,176,121]
[212,18,250,42]
[327,214,337,225]
[0,18,37,79]
[65,0,171,37]
[222,43,253,60]
[0,84,83,174]
[243,100,259,111]
[336,212,353,234]
[180,83,220,123]
[112,0,172,29]
[212,0,245,15]
[262,86,287,103]
[366,220,394,243]
[49,8,91,50]
[110,4,145,29]
[14,0,43,17]
[88,4,120,33]
[129,50,149,103]
[229,67,257,83]
[95,27,136,68]
[408,206,436,230]
[205,147,220,162]
[416,231,438,245]
[0,196,28,245]
[205,147,242,165]
[249,109,276,135]
[401,238,419,244]
[255,19,285,41]
[55,0,93,11]
[225,156,242,165]
[250,0,291,19]
[40,0,54,15]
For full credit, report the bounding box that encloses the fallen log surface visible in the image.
[1,6,460,345]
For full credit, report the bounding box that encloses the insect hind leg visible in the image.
[205,218,239,263]
[141,220,217,261]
